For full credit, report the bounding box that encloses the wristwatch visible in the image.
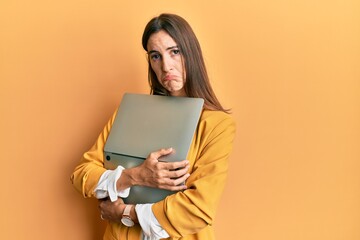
[121,205,135,227]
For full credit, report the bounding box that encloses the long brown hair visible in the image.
[142,13,229,112]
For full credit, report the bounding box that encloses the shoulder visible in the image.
[199,110,235,127]
[198,110,236,137]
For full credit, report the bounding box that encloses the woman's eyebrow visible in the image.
[148,46,178,54]
[166,46,178,50]
[148,50,160,54]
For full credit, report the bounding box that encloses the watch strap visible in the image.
[123,204,132,217]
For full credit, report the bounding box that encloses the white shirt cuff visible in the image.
[136,204,170,239]
[94,166,130,202]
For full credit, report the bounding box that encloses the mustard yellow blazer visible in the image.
[71,109,236,240]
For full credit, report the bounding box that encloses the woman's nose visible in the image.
[161,56,172,72]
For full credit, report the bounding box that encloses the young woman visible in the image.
[71,13,236,240]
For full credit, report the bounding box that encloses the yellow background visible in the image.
[0,0,359,239]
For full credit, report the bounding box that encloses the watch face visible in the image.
[121,216,134,227]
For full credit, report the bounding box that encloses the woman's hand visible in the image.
[98,198,125,222]
[99,198,138,224]
[117,148,190,191]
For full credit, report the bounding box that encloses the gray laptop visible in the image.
[104,93,204,204]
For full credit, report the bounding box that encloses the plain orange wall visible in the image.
[0,1,359,239]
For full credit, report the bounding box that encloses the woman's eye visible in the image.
[150,54,160,60]
[172,49,180,55]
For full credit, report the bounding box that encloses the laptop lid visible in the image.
[104,93,204,203]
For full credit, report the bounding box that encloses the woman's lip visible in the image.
[163,75,176,81]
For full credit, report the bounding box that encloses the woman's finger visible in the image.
[167,165,189,178]
[149,148,174,160]
[157,159,189,171]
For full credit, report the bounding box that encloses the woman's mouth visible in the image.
[163,75,176,81]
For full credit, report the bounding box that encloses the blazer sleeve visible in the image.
[152,113,236,238]
[70,110,117,198]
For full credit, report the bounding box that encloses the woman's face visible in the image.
[147,30,186,97]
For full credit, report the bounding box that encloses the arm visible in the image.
[118,148,190,191]
[152,113,236,238]
[71,109,190,198]
[94,148,190,202]
[70,111,117,198]
[71,109,190,238]
[98,200,166,238]
[97,148,191,238]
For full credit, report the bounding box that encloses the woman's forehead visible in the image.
[147,30,178,52]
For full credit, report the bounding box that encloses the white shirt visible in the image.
[94,166,170,239]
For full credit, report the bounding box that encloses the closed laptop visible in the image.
[104,93,204,204]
